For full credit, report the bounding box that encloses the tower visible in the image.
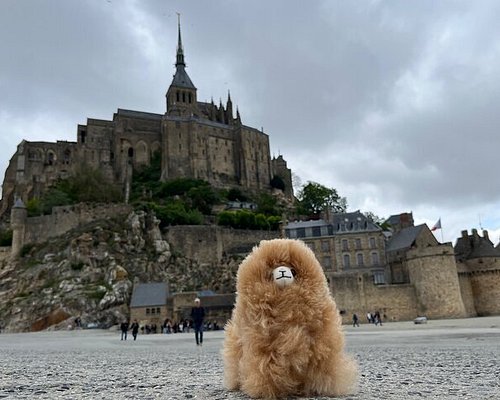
[10,198,27,260]
[165,14,197,116]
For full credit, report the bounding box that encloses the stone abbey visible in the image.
[0,20,292,218]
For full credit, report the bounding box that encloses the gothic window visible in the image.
[355,238,362,250]
[176,91,180,102]
[135,141,148,165]
[188,93,192,103]
[370,237,376,249]
[47,151,56,166]
[63,149,71,164]
[110,151,114,161]
[80,130,86,144]
[343,254,350,268]
[371,252,379,266]
[182,92,186,102]
[128,148,134,158]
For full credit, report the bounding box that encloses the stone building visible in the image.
[455,229,500,316]
[0,19,292,219]
[285,212,500,323]
[285,211,388,285]
[385,224,439,284]
[129,282,170,328]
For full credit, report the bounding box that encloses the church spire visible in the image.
[176,13,185,67]
[166,14,197,115]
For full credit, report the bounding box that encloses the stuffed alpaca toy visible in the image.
[223,238,358,399]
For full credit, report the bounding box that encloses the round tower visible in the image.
[407,244,466,319]
[10,198,27,260]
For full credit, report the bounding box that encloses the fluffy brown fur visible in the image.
[223,239,358,399]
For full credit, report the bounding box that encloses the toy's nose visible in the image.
[272,266,294,288]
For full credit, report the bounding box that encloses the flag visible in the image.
[431,218,441,231]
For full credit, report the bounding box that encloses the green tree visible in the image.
[297,181,347,216]
[256,193,281,216]
[186,185,219,215]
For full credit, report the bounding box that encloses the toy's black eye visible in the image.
[291,268,297,277]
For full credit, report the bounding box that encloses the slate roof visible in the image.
[171,66,196,89]
[116,109,163,120]
[455,233,500,260]
[285,211,382,239]
[130,283,169,308]
[330,211,381,233]
[386,224,425,252]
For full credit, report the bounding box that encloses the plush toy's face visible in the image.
[236,239,329,303]
[272,265,296,288]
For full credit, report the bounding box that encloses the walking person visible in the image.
[130,319,139,341]
[352,313,359,327]
[191,298,205,346]
[120,320,129,340]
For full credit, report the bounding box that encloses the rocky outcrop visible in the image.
[0,210,250,333]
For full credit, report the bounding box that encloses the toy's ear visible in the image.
[272,265,295,288]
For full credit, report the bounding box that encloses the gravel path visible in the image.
[1,316,499,399]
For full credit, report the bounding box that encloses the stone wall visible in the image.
[457,272,477,317]
[468,270,500,316]
[407,244,466,319]
[165,225,279,264]
[23,203,132,245]
[331,272,418,323]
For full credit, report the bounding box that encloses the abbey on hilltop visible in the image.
[0,19,292,218]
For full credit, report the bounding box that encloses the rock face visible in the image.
[0,211,252,333]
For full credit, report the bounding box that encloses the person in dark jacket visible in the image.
[130,319,139,341]
[120,320,129,340]
[191,298,205,346]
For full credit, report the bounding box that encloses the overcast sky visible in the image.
[1,0,500,244]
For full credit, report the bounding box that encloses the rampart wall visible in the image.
[457,272,477,317]
[332,272,418,323]
[23,203,132,245]
[165,225,279,263]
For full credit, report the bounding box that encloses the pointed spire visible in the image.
[236,107,241,124]
[176,13,185,67]
[226,90,233,121]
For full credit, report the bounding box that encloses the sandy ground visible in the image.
[0,316,499,399]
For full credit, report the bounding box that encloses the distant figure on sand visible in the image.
[130,319,139,341]
[191,298,205,346]
[120,320,129,340]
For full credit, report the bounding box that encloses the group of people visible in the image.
[118,298,208,346]
[352,311,384,327]
[120,319,140,340]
